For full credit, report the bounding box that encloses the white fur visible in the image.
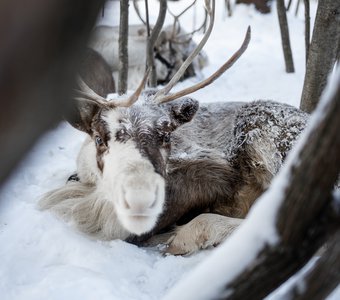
[96,110,165,235]
[40,109,166,238]
[77,137,101,184]
[98,139,165,235]
[39,182,131,240]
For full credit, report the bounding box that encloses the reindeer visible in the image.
[39,1,308,255]
[88,24,208,89]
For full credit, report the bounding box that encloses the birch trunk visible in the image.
[300,0,340,113]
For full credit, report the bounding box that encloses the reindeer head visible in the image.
[69,76,198,235]
[154,25,209,84]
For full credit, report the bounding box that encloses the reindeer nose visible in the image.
[122,186,158,214]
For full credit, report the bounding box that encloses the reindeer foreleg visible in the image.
[145,213,242,255]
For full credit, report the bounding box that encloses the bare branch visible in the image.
[286,0,293,11]
[168,0,197,20]
[144,0,151,37]
[154,0,216,100]
[277,0,295,73]
[304,0,310,65]
[168,0,197,38]
[169,2,209,44]
[190,8,208,36]
[295,0,301,16]
[147,0,167,87]
[118,0,129,95]
[133,0,146,26]
[155,26,251,104]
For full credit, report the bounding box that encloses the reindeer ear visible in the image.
[66,99,101,134]
[164,97,199,131]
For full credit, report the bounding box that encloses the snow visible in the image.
[1,1,338,300]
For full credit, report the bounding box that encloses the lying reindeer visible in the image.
[39,2,308,255]
[88,24,208,89]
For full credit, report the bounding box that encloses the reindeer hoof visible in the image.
[162,213,242,256]
[67,173,80,183]
[163,234,209,256]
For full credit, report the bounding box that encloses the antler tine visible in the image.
[75,69,149,109]
[153,0,215,101]
[76,77,110,107]
[110,68,150,107]
[155,26,251,104]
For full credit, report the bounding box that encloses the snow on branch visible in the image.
[163,68,340,300]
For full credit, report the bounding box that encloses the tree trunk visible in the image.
[304,0,310,65]
[277,0,295,73]
[0,0,104,188]
[163,69,340,300]
[146,0,167,87]
[118,0,129,95]
[300,0,340,113]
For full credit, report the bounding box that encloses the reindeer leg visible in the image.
[146,213,243,255]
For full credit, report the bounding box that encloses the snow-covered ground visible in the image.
[1,1,338,299]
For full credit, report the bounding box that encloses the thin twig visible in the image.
[304,0,310,65]
[133,0,146,25]
[154,0,215,100]
[147,0,167,87]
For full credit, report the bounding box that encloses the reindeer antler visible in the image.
[75,69,150,108]
[110,69,150,107]
[153,0,215,102]
[168,0,197,39]
[153,0,251,105]
[155,26,251,104]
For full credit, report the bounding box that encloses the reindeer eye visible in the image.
[95,136,103,146]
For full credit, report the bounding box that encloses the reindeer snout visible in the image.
[119,173,165,216]
[103,157,166,235]
[122,185,159,214]
[114,173,165,235]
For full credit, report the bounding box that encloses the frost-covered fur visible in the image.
[39,96,308,254]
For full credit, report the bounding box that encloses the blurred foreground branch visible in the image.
[0,0,105,188]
